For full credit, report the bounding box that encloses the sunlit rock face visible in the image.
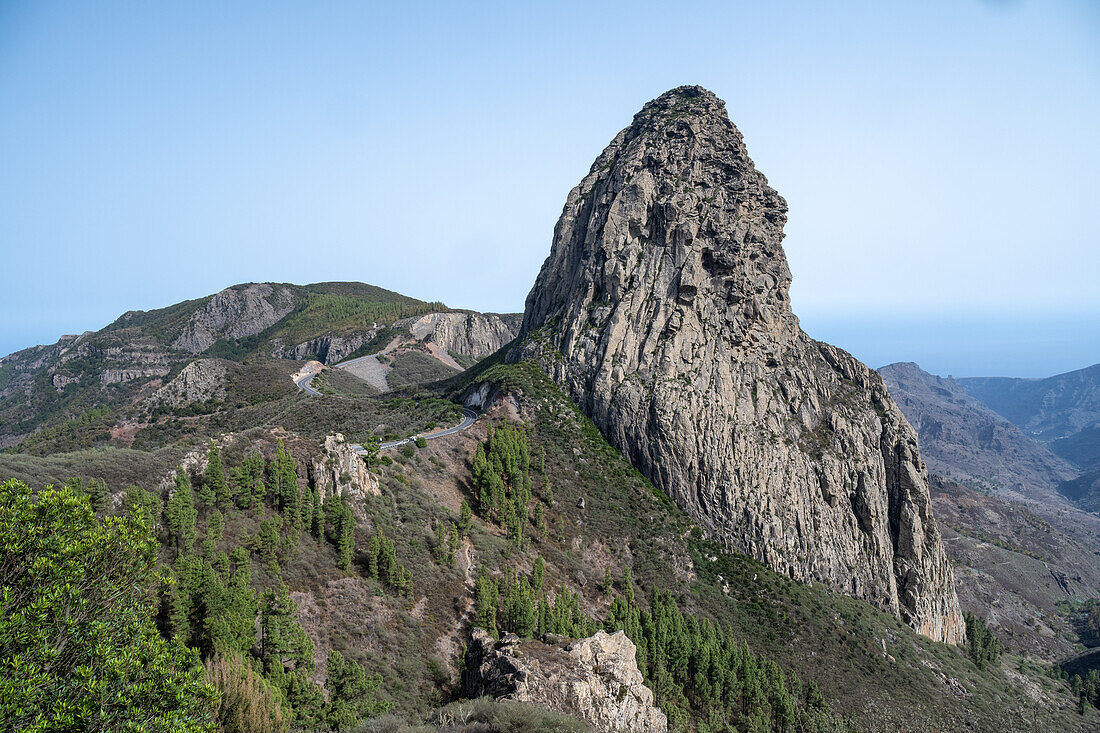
[513,85,964,644]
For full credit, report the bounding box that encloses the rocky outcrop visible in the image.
[310,433,378,504]
[149,359,228,407]
[464,629,667,733]
[404,312,519,359]
[511,86,963,643]
[173,283,297,353]
[276,332,378,364]
[100,367,169,386]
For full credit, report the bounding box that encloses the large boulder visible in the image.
[464,629,666,732]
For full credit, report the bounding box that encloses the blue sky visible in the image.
[1,0,1097,377]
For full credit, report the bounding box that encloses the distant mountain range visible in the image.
[958,364,1100,470]
[880,361,1100,659]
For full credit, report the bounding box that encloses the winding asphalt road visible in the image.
[293,356,478,452]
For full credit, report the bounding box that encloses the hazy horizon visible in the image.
[2,1,1098,378]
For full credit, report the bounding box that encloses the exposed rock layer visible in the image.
[310,433,379,504]
[512,86,963,643]
[464,629,667,732]
[404,312,519,359]
[149,359,228,407]
[173,283,297,353]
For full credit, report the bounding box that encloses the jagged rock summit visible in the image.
[512,85,964,643]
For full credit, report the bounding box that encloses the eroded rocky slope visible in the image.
[879,362,1078,504]
[512,85,963,643]
[464,629,667,732]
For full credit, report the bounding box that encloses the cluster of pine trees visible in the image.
[1070,669,1100,715]
[471,423,559,547]
[606,587,836,732]
[470,553,838,732]
[364,527,412,594]
[963,612,1004,671]
[473,557,596,640]
[156,440,392,730]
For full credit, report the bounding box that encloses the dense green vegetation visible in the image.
[0,478,216,732]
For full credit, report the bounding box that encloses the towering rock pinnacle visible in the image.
[513,86,964,643]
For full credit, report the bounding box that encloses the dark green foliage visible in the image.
[269,441,300,524]
[123,484,160,521]
[256,516,282,571]
[169,549,258,659]
[470,422,534,548]
[0,479,216,732]
[324,649,393,730]
[1071,669,1100,714]
[324,494,356,572]
[458,498,473,537]
[260,581,315,674]
[965,612,1004,671]
[167,469,198,556]
[231,449,266,509]
[433,520,459,567]
[205,443,230,508]
[604,589,836,731]
[365,527,410,595]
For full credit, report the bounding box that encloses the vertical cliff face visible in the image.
[513,86,963,643]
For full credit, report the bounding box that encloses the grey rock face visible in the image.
[277,332,377,364]
[149,359,228,407]
[403,312,518,359]
[310,433,379,504]
[173,283,297,353]
[464,628,667,732]
[512,86,963,643]
[100,367,169,386]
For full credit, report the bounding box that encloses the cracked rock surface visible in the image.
[464,628,667,732]
[512,85,963,643]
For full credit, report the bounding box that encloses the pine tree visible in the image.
[532,556,545,592]
[256,517,281,571]
[205,443,229,508]
[230,450,263,509]
[474,572,498,637]
[337,502,354,572]
[324,650,391,729]
[85,477,110,516]
[458,499,473,537]
[166,470,198,556]
[269,441,299,524]
[259,582,314,673]
[366,531,382,579]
